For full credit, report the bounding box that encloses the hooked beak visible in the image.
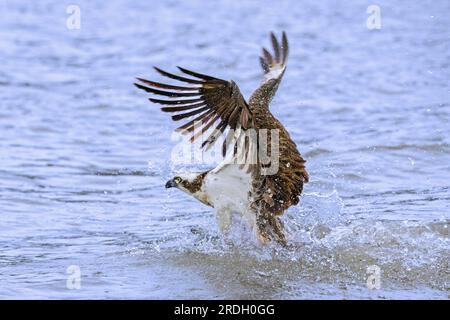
[165,179,176,189]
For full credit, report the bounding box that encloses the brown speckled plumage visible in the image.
[181,171,209,194]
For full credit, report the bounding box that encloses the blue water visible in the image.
[0,0,448,299]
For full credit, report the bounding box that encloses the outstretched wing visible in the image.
[249,32,289,108]
[245,32,309,245]
[134,67,253,151]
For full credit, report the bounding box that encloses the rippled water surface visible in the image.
[0,0,449,299]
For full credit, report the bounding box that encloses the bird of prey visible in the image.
[135,32,309,245]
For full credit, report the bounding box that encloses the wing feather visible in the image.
[160,102,206,112]
[153,67,204,84]
[134,83,200,97]
[171,106,210,121]
[249,31,289,109]
[271,33,281,62]
[148,97,204,105]
[135,77,199,91]
[176,66,222,81]
[176,109,216,132]
[135,67,253,153]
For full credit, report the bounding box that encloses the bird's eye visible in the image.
[174,177,182,184]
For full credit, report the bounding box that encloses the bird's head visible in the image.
[165,175,184,189]
[165,172,211,206]
[165,172,204,194]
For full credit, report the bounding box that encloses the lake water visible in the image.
[0,0,448,299]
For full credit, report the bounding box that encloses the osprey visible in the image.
[135,32,309,245]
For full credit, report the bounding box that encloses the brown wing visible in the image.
[134,67,253,151]
[249,32,289,109]
[247,33,307,218]
[247,33,309,245]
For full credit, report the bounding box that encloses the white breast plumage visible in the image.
[202,165,254,232]
[203,165,251,211]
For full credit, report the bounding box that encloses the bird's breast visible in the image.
[202,165,252,213]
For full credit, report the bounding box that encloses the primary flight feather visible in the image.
[135,32,309,245]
